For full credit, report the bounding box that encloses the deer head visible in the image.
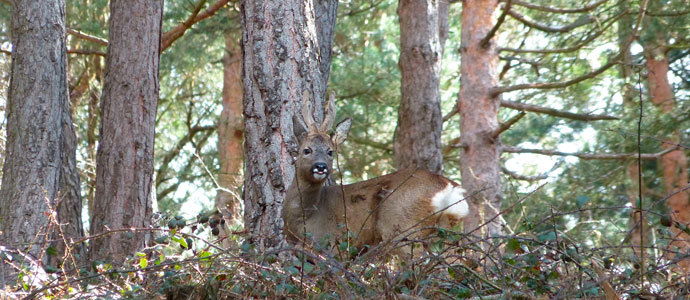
[293,91,351,185]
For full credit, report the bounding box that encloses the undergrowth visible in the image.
[1,210,689,300]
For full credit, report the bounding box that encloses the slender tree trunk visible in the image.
[0,0,84,277]
[458,0,504,238]
[240,0,336,251]
[644,43,690,270]
[89,0,162,262]
[215,32,244,234]
[394,0,444,174]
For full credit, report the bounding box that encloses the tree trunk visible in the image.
[458,0,504,238]
[215,32,244,236]
[0,0,84,275]
[644,43,690,270]
[394,0,444,174]
[89,0,162,262]
[240,0,336,251]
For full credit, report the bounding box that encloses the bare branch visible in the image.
[498,10,625,54]
[348,135,392,153]
[67,28,108,47]
[155,125,217,188]
[161,0,232,51]
[67,49,106,56]
[506,9,595,33]
[161,0,208,51]
[500,100,617,121]
[506,0,608,14]
[501,167,548,181]
[491,58,619,95]
[647,8,690,17]
[442,104,459,122]
[502,146,675,160]
[481,0,511,49]
[492,111,526,138]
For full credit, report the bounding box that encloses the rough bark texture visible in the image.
[458,0,504,238]
[394,0,444,174]
[89,0,162,262]
[644,43,690,270]
[215,32,244,238]
[0,0,84,272]
[240,0,336,251]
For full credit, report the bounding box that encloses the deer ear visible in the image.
[293,113,308,145]
[332,117,351,145]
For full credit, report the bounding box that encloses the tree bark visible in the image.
[240,0,335,251]
[458,0,504,238]
[394,0,444,174]
[0,0,83,274]
[89,0,162,262]
[215,32,244,235]
[644,42,690,270]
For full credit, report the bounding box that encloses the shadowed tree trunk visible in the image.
[215,32,244,240]
[240,0,337,251]
[644,40,690,270]
[458,0,504,238]
[89,0,163,262]
[394,0,444,174]
[0,0,84,276]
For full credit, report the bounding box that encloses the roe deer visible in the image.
[282,93,469,256]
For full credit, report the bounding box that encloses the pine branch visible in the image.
[498,11,625,54]
[500,100,617,121]
[506,0,608,14]
[67,29,108,46]
[491,58,619,95]
[502,146,675,160]
[161,0,214,51]
[506,9,595,33]
[348,136,392,153]
[481,0,511,49]
[501,167,548,181]
[492,111,526,138]
[67,49,106,56]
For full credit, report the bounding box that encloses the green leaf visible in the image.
[45,246,58,256]
[139,258,148,268]
[576,195,589,208]
[538,231,557,242]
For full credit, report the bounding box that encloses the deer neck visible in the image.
[284,176,327,222]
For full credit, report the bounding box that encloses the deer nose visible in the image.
[312,163,328,174]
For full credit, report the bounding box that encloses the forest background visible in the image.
[0,0,689,298]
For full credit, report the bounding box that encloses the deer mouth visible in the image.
[311,168,328,181]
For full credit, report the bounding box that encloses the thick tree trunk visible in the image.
[394,0,444,174]
[215,32,244,233]
[0,0,83,275]
[240,0,336,251]
[89,0,162,262]
[644,44,690,270]
[458,0,504,238]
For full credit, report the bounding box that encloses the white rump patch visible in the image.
[431,184,469,218]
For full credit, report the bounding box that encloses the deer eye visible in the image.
[327,150,334,156]
[303,148,312,155]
